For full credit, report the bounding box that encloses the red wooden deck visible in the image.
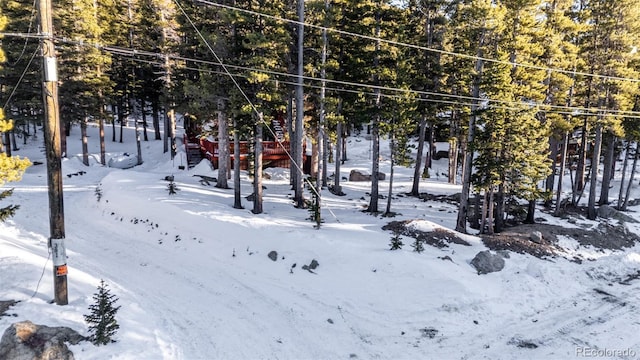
[196,138,295,170]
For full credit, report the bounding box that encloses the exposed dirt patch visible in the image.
[383,220,640,260]
[383,220,470,248]
[0,300,18,317]
[480,228,559,259]
[481,222,639,258]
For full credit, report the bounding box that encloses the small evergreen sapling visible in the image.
[84,279,121,345]
[389,231,404,250]
[94,186,103,202]
[305,178,322,228]
[167,179,179,195]
[0,189,19,222]
[411,238,424,253]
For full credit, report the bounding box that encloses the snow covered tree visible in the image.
[84,279,121,346]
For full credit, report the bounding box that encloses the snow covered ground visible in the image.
[2,120,640,360]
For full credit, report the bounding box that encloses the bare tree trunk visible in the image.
[141,101,149,141]
[574,116,588,194]
[385,161,395,215]
[617,141,630,209]
[598,133,615,205]
[525,200,536,224]
[367,113,380,213]
[480,191,488,234]
[97,89,106,165]
[456,46,484,233]
[423,122,434,175]
[411,117,427,196]
[448,136,457,184]
[152,99,161,140]
[23,124,29,145]
[333,120,343,195]
[81,118,89,166]
[310,134,319,179]
[367,7,381,214]
[252,119,264,214]
[118,99,125,143]
[61,119,68,157]
[11,130,18,151]
[494,184,506,232]
[622,142,638,211]
[545,135,559,207]
[385,131,395,215]
[112,104,117,142]
[3,132,10,157]
[587,122,603,220]
[163,110,169,153]
[233,117,243,209]
[216,99,230,189]
[555,131,569,216]
[487,189,495,235]
[135,113,142,165]
[169,110,176,160]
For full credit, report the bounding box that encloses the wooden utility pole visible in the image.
[39,0,68,305]
[319,0,328,189]
[294,0,305,208]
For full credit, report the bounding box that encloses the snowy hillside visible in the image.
[2,121,640,360]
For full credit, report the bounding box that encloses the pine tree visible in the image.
[0,188,19,222]
[167,179,179,195]
[0,111,31,222]
[447,0,497,233]
[305,177,322,228]
[389,231,403,250]
[84,279,121,346]
[404,0,448,196]
[538,0,583,203]
[56,0,113,164]
[575,0,640,219]
[176,0,233,187]
[0,0,42,140]
[411,238,424,253]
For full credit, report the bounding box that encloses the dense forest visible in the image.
[1,0,640,233]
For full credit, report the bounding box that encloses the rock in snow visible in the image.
[0,320,85,360]
[470,250,505,275]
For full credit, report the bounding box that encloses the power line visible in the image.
[194,0,640,84]
[5,0,39,67]
[114,54,634,120]
[3,1,640,87]
[98,41,640,119]
[2,47,39,110]
[4,32,638,120]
